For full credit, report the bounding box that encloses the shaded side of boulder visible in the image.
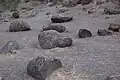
[106,74,120,80]
[97,29,112,36]
[12,11,20,18]
[42,23,66,33]
[0,40,19,54]
[38,30,60,49]
[9,20,31,32]
[108,23,120,32]
[57,36,72,48]
[78,29,92,38]
[27,56,62,80]
[104,8,120,15]
[51,15,73,23]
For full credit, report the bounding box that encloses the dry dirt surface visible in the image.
[0,1,120,80]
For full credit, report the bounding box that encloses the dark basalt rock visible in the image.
[97,29,112,36]
[27,56,62,80]
[78,29,92,38]
[51,15,73,23]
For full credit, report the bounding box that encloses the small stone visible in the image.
[12,11,20,18]
[78,29,92,38]
[27,56,63,80]
[46,12,51,15]
[80,0,93,5]
[95,1,104,5]
[108,23,120,32]
[106,74,120,80]
[0,40,19,54]
[105,16,110,19]
[57,7,69,13]
[104,8,120,15]
[97,29,112,36]
[51,15,73,23]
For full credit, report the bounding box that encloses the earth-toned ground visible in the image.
[0,1,120,80]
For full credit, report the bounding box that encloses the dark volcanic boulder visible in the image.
[78,29,92,38]
[27,56,62,80]
[80,0,93,5]
[104,8,120,15]
[9,20,31,32]
[38,30,60,49]
[0,40,19,53]
[42,23,66,33]
[57,37,72,48]
[97,29,112,36]
[12,11,20,18]
[51,15,73,23]
[108,23,120,32]
[38,30,72,49]
[106,74,120,80]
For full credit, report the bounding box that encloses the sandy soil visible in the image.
[0,2,120,80]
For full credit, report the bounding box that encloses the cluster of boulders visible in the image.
[2,12,119,52]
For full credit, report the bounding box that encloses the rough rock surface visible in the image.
[9,20,31,32]
[104,8,120,15]
[51,15,73,23]
[27,56,62,80]
[38,30,60,49]
[97,29,112,36]
[108,23,120,32]
[57,36,72,48]
[42,23,66,33]
[78,29,92,38]
[0,40,19,54]
[38,30,72,49]
[12,11,20,18]
[78,0,93,5]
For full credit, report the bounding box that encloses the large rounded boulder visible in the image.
[27,56,62,80]
[38,30,72,49]
[51,15,73,23]
[42,23,66,33]
[78,29,92,38]
[9,20,31,32]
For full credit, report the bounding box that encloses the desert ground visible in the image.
[0,1,120,80]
